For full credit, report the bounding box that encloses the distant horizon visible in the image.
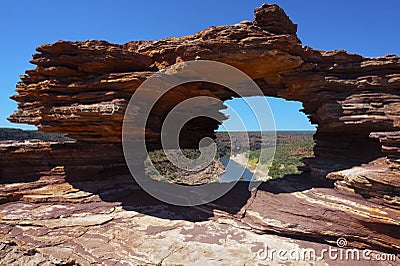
[216,130,316,132]
[0,127,316,133]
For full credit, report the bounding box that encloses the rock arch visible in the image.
[8,4,399,194]
[1,4,400,254]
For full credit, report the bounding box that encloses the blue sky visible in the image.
[1,1,399,131]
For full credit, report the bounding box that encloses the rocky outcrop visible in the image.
[1,3,400,263]
[1,174,399,265]
[0,140,130,186]
[7,5,400,184]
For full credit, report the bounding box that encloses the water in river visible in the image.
[219,156,256,182]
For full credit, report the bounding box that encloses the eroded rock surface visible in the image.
[1,175,399,265]
[7,4,400,188]
[1,3,400,264]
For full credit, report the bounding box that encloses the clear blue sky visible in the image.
[1,1,399,131]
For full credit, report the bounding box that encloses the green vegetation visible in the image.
[0,128,71,142]
[145,148,202,181]
[146,132,315,182]
[248,138,314,178]
[146,148,215,179]
[145,148,223,184]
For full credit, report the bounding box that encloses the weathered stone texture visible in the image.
[1,3,400,264]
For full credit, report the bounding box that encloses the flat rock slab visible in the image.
[1,175,399,265]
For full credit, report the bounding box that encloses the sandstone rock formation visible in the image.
[1,175,398,265]
[1,3,400,264]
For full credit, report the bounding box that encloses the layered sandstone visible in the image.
[1,174,399,265]
[1,3,400,262]
[7,5,400,183]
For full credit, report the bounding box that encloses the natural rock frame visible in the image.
[7,4,400,198]
[1,4,400,256]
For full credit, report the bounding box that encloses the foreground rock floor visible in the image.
[1,173,399,265]
[1,3,400,265]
